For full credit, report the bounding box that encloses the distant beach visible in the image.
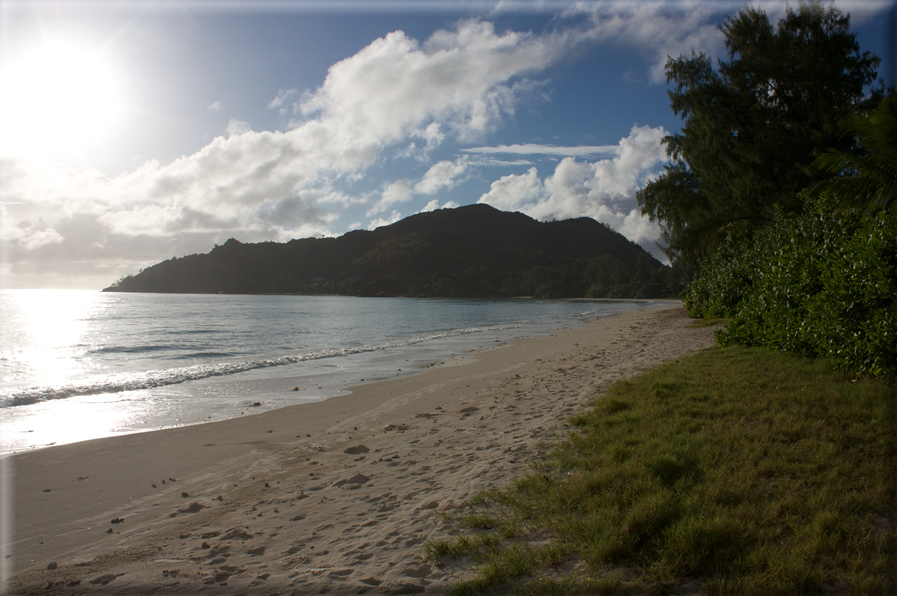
[3,303,718,594]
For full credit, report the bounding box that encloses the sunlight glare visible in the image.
[1,290,105,388]
[0,41,122,156]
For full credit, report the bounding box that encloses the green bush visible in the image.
[685,199,896,378]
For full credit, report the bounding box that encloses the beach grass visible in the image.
[686,317,730,328]
[425,346,896,595]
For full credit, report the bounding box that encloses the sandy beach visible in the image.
[2,303,718,595]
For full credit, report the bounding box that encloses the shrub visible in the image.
[685,199,896,378]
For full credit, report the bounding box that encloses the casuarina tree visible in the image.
[638,2,882,266]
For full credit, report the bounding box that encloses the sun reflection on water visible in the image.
[1,289,107,388]
[0,392,147,453]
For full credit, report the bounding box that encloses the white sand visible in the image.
[3,304,718,594]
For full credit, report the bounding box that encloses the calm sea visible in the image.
[0,290,661,453]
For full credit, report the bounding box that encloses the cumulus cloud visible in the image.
[478,125,668,258]
[1,6,723,287]
[367,210,402,230]
[366,159,468,217]
[414,158,469,194]
[478,167,545,212]
[18,227,63,250]
[294,19,589,156]
[420,199,460,213]
[368,179,413,215]
[225,119,251,137]
[207,100,222,112]
[463,143,620,157]
[268,88,299,114]
[566,2,725,83]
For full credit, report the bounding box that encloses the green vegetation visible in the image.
[685,96,897,379]
[637,3,883,265]
[584,253,686,300]
[426,347,895,594]
[424,4,895,593]
[105,204,684,299]
[812,96,897,212]
[686,317,729,329]
[685,198,896,378]
[639,1,896,379]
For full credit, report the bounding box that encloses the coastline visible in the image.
[3,303,718,595]
[1,296,661,456]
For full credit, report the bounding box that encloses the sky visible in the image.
[0,0,893,289]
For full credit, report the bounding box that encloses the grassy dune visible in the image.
[426,346,895,595]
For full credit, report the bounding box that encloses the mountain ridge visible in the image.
[104,204,680,298]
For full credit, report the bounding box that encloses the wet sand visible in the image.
[3,303,717,594]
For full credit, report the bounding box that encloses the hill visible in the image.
[103,205,679,298]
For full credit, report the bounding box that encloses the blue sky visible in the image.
[0,0,893,289]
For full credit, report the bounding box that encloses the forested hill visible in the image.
[104,205,679,298]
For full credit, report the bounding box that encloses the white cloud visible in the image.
[567,2,726,83]
[367,210,402,230]
[207,100,222,112]
[415,158,469,194]
[464,143,620,157]
[296,19,587,147]
[421,199,441,212]
[268,88,300,115]
[477,166,545,212]
[368,159,468,217]
[225,119,251,137]
[368,179,413,215]
[269,88,298,108]
[420,199,460,213]
[478,125,668,257]
[0,7,721,287]
[18,227,63,250]
[466,157,534,167]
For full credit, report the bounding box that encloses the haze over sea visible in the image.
[0,290,662,454]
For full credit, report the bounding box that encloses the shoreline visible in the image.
[1,298,663,456]
[3,303,718,595]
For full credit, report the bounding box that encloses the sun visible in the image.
[0,40,122,156]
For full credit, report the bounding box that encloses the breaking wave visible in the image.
[0,323,522,408]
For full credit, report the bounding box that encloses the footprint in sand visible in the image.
[343,445,370,455]
[221,528,254,541]
[169,502,206,517]
[334,474,370,488]
[359,577,382,586]
[89,574,119,585]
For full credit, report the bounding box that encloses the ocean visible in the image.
[0,290,662,454]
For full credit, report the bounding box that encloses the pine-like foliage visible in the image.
[639,3,882,265]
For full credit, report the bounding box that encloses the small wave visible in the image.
[0,323,523,408]
[164,328,225,335]
[174,351,235,359]
[89,345,175,355]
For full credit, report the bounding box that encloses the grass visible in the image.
[687,317,731,328]
[424,346,896,595]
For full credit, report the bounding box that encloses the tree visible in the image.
[812,96,897,211]
[638,2,882,265]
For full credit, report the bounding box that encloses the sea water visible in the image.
[0,290,662,453]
